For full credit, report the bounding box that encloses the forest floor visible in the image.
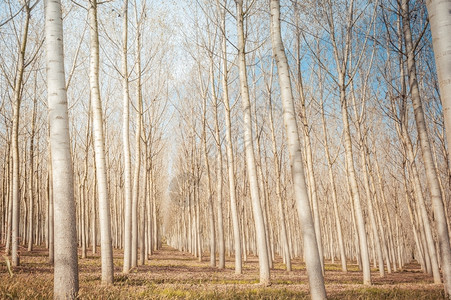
[0,244,445,299]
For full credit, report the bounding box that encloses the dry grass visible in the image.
[0,244,445,299]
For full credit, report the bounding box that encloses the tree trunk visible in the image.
[88,0,114,284]
[368,161,392,274]
[122,0,133,274]
[131,3,143,267]
[134,0,146,266]
[80,114,91,259]
[324,0,372,284]
[340,74,371,285]
[91,165,97,255]
[293,27,324,268]
[139,151,146,265]
[268,84,291,272]
[27,93,37,252]
[4,142,12,255]
[270,1,326,298]
[235,0,270,285]
[351,85,385,277]
[45,0,79,297]
[320,100,347,273]
[402,0,451,288]
[217,0,242,274]
[47,151,54,264]
[211,60,225,269]
[200,66,216,267]
[11,1,31,267]
[424,0,451,296]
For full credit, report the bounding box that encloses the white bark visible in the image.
[27,95,37,252]
[325,0,372,284]
[270,1,326,298]
[45,0,79,297]
[235,0,270,285]
[217,0,242,274]
[403,0,451,295]
[201,77,216,267]
[134,2,145,266]
[351,88,385,277]
[47,151,54,264]
[88,0,114,284]
[4,144,12,255]
[397,111,441,280]
[268,85,291,272]
[131,16,143,267]
[320,100,347,273]
[122,0,133,274]
[424,0,451,296]
[211,61,225,269]
[11,1,30,267]
[294,37,323,268]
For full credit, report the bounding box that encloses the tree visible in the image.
[211,60,225,269]
[270,0,326,298]
[424,0,451,296]
[350,50,385,277]
[292,2,323,269]
[27,89,37,252]
[381,6,441,278]
[201,74,216,267]
[319,91,347,273]
[122,0,133,274]
[316,0,375,285]
[133,0,146,266]
[204,17,225,267]
[402,0,451,296]
[235,0,270,285]
[47,145,54,265]
[44,0,79,297]
[216,0,242,274]
[131,0,144,267]
[11,0,31,267]
[88,0,114,285]
[266,65,291,272]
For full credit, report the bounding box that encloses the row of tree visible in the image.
[0,0,450,299]
[1,0,171,298]
[164,0,451,298]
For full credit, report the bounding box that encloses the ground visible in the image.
[0,244,445,299]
